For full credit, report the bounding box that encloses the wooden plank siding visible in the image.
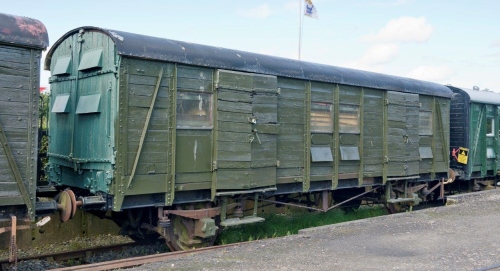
[215,70,277,190]
[276,78,306,181]
[0,43,39,219]
[362,89,385,178]
[467,103,497,178]
[385,91,420,177]
[310,82,334,180]
[122,59,173,192]
[174,66,213,191]
[336,85,362,186]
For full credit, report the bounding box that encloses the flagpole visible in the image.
[298,0,302,60]
[301,0,318,60]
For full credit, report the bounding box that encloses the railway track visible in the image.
[51,243,241,271]
[0,195,453,270]
[0,242,137,270]
[1,238,241,271]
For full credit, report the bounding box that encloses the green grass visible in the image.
[216,206,387,245]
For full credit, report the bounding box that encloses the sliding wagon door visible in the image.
[215,70,278,190]
[385,91,420,177]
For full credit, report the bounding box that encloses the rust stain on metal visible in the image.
[0,12,49,49]
[1,28,12,35]
[14,15,47,39]
[164,206,221,220]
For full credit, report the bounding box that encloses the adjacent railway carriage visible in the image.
[44,27,453,250]
[448,86,500,187]
[0,13,48,221]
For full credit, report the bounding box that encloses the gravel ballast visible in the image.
[129,189,500,271]
[0,234,168,271]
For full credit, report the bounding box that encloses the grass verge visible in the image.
[216,206,388,245]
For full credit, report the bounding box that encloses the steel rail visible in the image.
[0,242,137,268]
[50,243,242,271]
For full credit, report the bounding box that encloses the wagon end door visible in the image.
[48,30,116,192]
[215,70,278,190]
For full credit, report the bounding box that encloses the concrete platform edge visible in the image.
[298,188,498,235]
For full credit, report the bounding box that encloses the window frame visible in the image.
[419,110,433,136]
[310,102,333,133]
[176,91,213,130]
[339,103,360,134]
[486,118,495,137]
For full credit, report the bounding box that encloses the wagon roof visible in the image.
[447,85,500,105]
[46,27,452,98]
[0,13,48,49]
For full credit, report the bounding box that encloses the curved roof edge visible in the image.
[46,27,452,98]
[447,85,500,105]
[0,13,48,49]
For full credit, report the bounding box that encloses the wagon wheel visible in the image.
[386,202,403,214]
[125,209,161,244]
[56,191,73,222]
[334,190,363,214]
[339,199,362,213]
[165,203,218,251]
[66,189,77,218]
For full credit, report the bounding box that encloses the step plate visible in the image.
[387,197,415,204]
[220,216,265,227]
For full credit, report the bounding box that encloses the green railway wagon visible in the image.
[0,13,48,221]
[448,86,500,188]
[44,26,453,250]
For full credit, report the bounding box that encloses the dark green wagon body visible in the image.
[0,13,48,220]
[45,27,452,212]
[448,86,500,180]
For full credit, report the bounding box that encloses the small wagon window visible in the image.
[486,118,495,137]
[311,102,333,133]
[339,104,360,134]
[176,92,213,129]
[419,111,432,135]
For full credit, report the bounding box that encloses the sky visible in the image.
[4,0,500,91]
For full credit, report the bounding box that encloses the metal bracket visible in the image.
[252,130,262,144]
[163,206,222,220]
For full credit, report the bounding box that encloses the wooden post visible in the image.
[9,215,17,264]
[322,190,329,211]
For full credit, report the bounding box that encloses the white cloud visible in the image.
[360,43,399,65]
[406,65,454,82]
[238,4,272,19]
[284,1,299,11]
[343,43,399,71]
[491,39,500,47]
[363,17,433,43]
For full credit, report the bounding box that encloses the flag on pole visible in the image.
[304,0,318,19]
